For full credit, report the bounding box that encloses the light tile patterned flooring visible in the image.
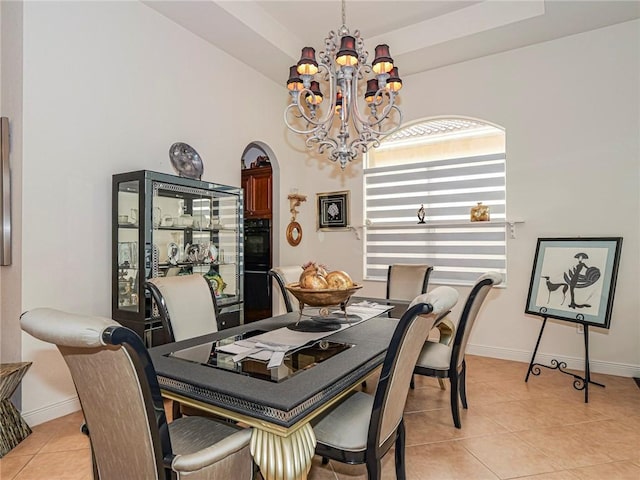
[1,355,638,479]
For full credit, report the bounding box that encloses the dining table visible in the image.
[149,302,397,480]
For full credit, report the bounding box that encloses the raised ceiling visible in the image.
[144,1,640,85]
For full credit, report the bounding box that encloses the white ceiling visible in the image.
[144,0,640,85]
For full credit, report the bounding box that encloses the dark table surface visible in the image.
[350,295,410,318]
[149,311,398,429]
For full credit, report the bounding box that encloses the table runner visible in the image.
[216,302,392,367]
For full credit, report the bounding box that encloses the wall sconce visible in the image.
[286,192,307,246]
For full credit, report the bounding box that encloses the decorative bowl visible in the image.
[285,282,362,308]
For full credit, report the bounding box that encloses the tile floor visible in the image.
[1,355,638,479]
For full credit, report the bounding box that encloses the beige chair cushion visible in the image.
[148,275,217,341]
[313,391,373,452]
[271,265,304,312]
[169,417,252,475]
[388,264,432,300]
[415,341,452,371]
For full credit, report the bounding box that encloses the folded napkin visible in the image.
[351,300,380,308]
[230,342,291,368]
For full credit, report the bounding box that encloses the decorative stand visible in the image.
[0,362,33,457]
[525,317,604,403]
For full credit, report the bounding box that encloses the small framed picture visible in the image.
[525,237,623,328]
[317,190,350,231]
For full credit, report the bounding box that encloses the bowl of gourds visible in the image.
[285,262,362,310]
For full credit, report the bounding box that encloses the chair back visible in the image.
[371,286,459,450]
[386,264,433,301]
[269,266,303,313]
[146,274,219,342]
[21,309,171,480]
[450,271,502,370]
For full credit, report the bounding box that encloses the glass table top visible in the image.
[166,328,353,383]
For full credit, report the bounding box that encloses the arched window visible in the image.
[363,117,506,286]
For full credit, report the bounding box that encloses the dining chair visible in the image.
[387,264,455,339]
[312,286,459,480]
[146,274,220,343]
[387,263,454,389]
[386,264,433,301]
[146,274,219,419]
[411,271,503,429]
[268,265,304,313]
[20,308,253,480]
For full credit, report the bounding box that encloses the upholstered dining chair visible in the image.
[411,271,503,429]
[312,286,459,480]
[387,263,454,389]
[20,308,253,480]
[387,264,455,340]
[146,274,220,419]
[268,265,304,313]
[146,274,219,343]
[386,264,433,302]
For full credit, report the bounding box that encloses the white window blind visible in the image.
[364,152,507,286]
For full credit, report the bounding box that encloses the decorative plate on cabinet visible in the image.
[169,142,204,180]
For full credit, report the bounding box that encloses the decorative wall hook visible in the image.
[288,193,307,222]
[287,193,307,247]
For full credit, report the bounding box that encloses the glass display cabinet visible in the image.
[112,170,243,344]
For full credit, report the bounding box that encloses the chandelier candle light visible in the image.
[285,0,403,169]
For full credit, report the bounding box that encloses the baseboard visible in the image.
[466,343,640,378]
[22,396,81,427]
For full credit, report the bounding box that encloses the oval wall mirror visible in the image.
[286,221,302,246]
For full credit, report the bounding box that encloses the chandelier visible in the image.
[284,0,403,169]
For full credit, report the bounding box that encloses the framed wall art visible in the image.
[525,237,622,328]
[316,190,350,231]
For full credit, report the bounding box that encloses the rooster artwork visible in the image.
[542,252,601,309]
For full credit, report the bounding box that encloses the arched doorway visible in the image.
[240,141,281,322]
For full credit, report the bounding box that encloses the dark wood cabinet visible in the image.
[241,166,272,218]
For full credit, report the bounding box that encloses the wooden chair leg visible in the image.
[394,419,407,480]
[80,423,100,480]
[449,373,462,429]
[460,359,468,409]
[365,456,383,480]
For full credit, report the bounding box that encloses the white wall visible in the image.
[275,20,640,376]
[19,1,288,425]
[0,0,24,367]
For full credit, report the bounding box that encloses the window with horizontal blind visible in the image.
[364,118,506,286]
